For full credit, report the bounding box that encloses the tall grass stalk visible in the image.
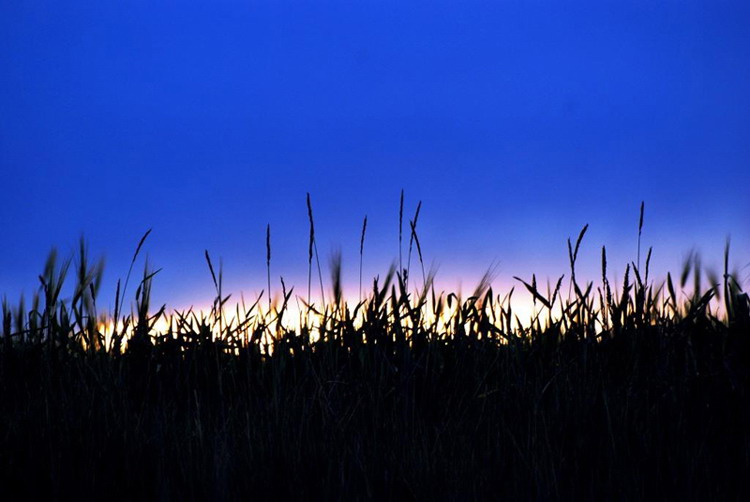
[398,189,404,273]
[306,193,325,307]
[359,215,367,303]
[266,223,271,311]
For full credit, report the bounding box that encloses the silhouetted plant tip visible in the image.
[306,192,325,306]
[638,200,645,270]
[266,223,271,310]
[359,215,367,303]
[406,200,423,290]
[398,188,404,273]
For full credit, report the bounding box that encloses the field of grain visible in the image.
[2,202,749,500]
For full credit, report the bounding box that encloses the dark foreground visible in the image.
[3,315,750,500]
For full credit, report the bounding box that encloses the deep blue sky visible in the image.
[2,1,749,310]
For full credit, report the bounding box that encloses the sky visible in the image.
[2,1,749,312]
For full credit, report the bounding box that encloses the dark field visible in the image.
[2,222,750,501]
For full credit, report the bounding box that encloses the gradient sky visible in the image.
[2,1,749,311]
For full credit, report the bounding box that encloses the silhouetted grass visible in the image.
[1,206,750,501]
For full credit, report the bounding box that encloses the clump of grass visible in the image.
[1,199,749,500]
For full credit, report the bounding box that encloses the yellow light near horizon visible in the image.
[90,280,601,356]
